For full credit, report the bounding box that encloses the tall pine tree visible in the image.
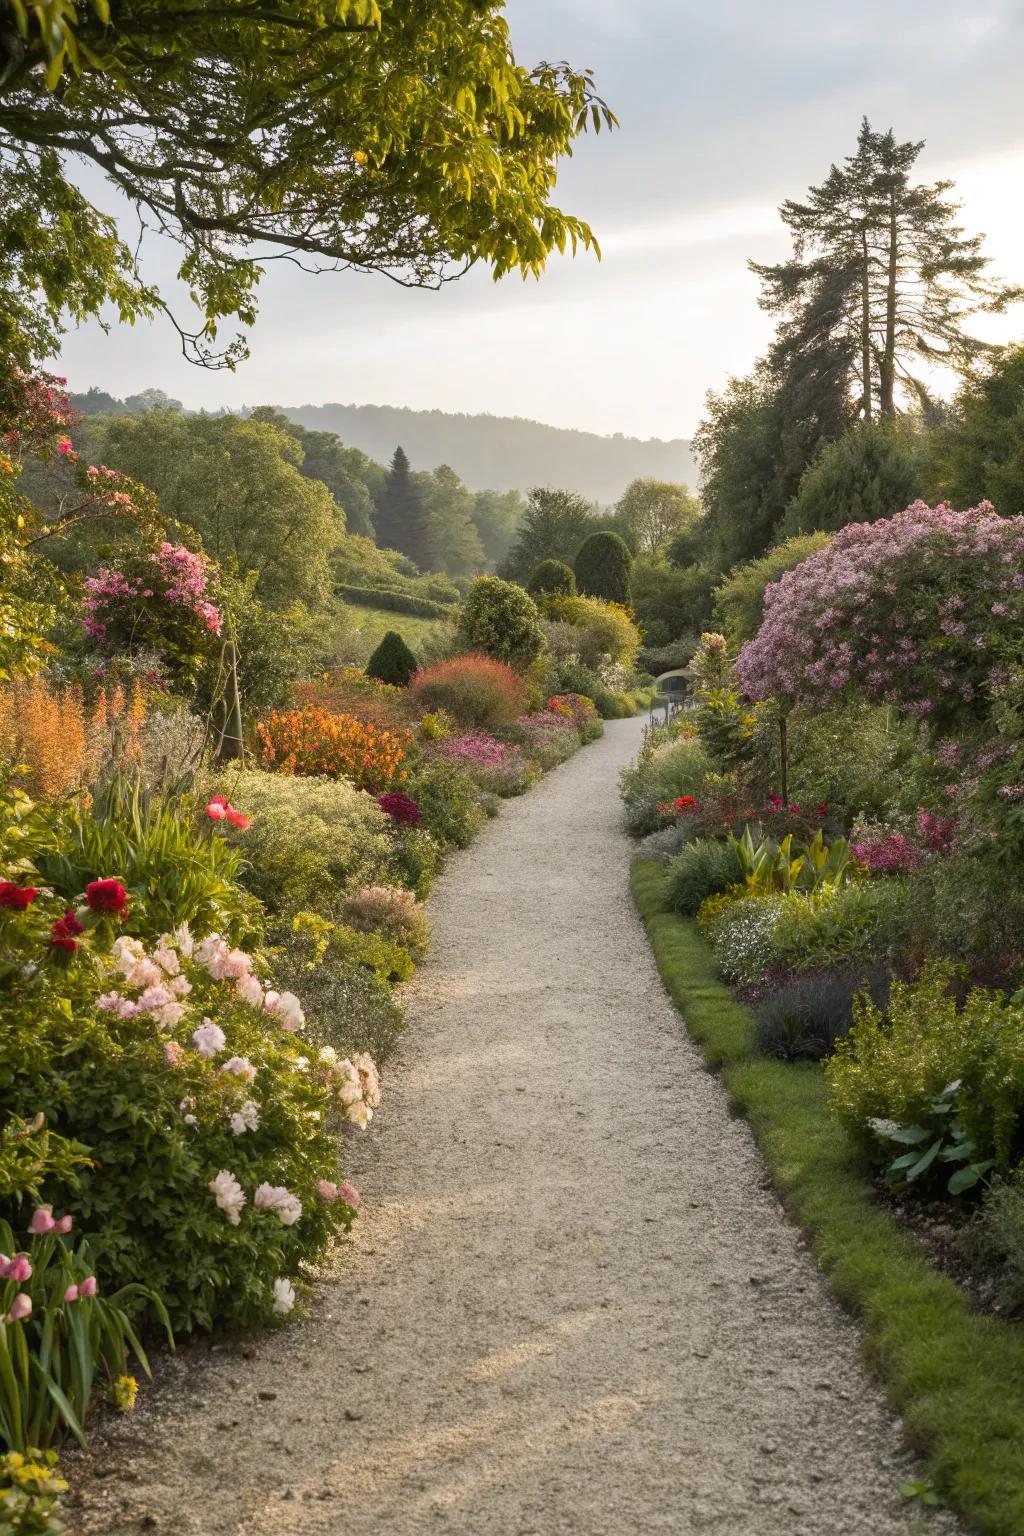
[752,119,1019,420]
[374,446,433,570]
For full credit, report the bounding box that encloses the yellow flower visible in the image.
[112,1374,138,1412]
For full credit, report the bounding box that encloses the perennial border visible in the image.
[632,858,1024,1536]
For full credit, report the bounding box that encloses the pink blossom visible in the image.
[54,1215,73,1235]
[338,1181,361,1207]
[63,1284,79,1303]
[221,1055,257,1083]
[28,1207,56,1235]
[79,1276,98,1297]
[8,1254,31,1283]
[164,1041,185,1067]
[254,1183,302,1226]
[6,1293,32,1322]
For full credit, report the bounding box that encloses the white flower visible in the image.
[318,1046,338,1066]
[154,1000,188,1030]
[235,972,264,1008]
[173,922,194,959]
[153,946,180,976]
[192,1020,226,1058]
[169,974,192,998]
[272,1277,295,1316]
[265,990,304,1032]
[254,1183,303,1226]
[111,936,145,976]
[221,1055,257,1084]
[229,1100,260,1136]
[346,1100,371,1130]
[209,1169,246,1225]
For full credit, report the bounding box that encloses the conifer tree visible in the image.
[752,119,1019,420]
[366,629,418,687]
[374,446,433,569]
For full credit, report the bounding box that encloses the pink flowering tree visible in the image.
[0,370,168,681]
[737,501,1024,735]
[83,541,224,688]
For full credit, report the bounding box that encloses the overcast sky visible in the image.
[56,0,1024,440]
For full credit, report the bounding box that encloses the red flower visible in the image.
[377,791,422,825]
[206,794,250,830]
[817,803,828,820]
[85,879,128,916]
[50,912,85,952]
[0,883,38,911]
[673,795,698,812]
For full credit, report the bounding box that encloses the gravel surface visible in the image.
[70,716,960,1536]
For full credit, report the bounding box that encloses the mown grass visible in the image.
[632,858,1024,1536]
[338,601,448,662]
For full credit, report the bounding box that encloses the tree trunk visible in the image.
[880,193,898,415]
[779,713,788,807]
[860,226,873,421]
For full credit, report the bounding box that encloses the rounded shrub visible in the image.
[457,575,544,671]
[365,629,418,688]
[528,559,576,597]
[410,653,527,727]
[573,530,633,607]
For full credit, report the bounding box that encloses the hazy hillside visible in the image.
[278,402,696,505]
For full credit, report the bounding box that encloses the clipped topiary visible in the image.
[366,629,418,687]
[574,529,633,607]
[457,574,544,671]
[528,558,576,597]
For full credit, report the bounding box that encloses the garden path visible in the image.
[72,716,960,1536]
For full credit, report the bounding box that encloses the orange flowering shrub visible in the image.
[255,706,410,790]
[410,653,526,727]
[0,679,147,798]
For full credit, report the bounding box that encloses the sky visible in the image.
[55,0,1024,441]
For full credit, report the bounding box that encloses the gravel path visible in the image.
[72,716,959,1536]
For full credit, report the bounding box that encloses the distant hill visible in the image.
[276,402,696,506]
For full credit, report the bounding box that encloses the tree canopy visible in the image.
[499,486,599,584]
[779,419,922,539]
[83,410,343,609]
[0,0,614,367]
[752,119,1019,420]
[614,477,700,556]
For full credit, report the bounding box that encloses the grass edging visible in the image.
[632,857,1024,1536]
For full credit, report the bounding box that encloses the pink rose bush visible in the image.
[3,894,376,1334]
